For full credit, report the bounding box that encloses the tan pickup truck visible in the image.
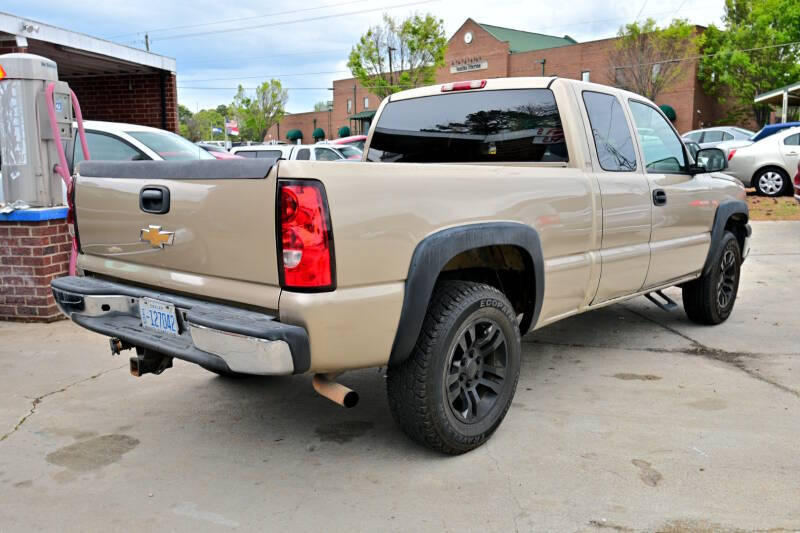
[52,77,750,454]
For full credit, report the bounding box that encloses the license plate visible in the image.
[139,298,179,336]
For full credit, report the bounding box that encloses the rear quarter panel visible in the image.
[276,159,599,371]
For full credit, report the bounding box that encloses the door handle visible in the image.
[140,186,170,214]
[652,189,667,206]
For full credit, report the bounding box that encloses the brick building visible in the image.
[0,13,178,321]
[268,17,721,141]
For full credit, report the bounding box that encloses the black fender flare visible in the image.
[388,222,544,366]
[702,199,749,275]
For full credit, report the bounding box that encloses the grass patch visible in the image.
[746,190,800,221]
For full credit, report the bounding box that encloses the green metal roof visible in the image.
[477,22,577,53]
[349,109,376,120]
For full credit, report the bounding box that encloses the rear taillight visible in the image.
[441,79,487,92]
[728,149,737,161]
[277,180,334,291]
[794,162,800,188]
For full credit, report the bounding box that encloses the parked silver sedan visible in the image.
[725,127,800,196]
[682,126,754,149]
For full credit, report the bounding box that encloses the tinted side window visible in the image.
[703,131,724,143]
[582,91,636,171]
[722,132,733,141]
[236,151,257,158]
[315,148,340,161]
[784,134,800,146]
[257,150,283,158]
[295,149,310,160]
[629,101,686,173]
[367,89,568,163]
[684,131,702,142]
[74,132,145,165]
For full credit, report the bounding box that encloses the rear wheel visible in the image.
[682,231,741,325]
[386,281,521,454]
[754,167,789,197]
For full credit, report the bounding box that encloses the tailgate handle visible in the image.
[140,186,170,214]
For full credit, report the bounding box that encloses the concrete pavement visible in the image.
[0,221,798,532]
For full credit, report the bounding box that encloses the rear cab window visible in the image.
[367,88,568,163]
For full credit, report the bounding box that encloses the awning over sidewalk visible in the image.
[754,81,800,123]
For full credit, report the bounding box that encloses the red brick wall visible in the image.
[437,19,511,82]
[265,110,334,142]
[65,72,179,133]
[0,220,70,322]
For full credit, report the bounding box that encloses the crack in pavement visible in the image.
[0,364,126,443]
[485,446,526,533]
[525,305,799,399]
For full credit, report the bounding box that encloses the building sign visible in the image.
[450,56,488,74]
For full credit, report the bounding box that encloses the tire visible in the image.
[386,281,521,454]
[754,167,789,197]
[682,231,741,325]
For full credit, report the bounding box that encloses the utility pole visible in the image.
[145,33,150,52]
[353,84,357,133]
[388,46,396,90]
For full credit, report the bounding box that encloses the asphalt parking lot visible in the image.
[0,221,798,532]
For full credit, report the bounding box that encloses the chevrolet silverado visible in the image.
[52,77,750,454]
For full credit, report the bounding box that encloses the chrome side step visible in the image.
[644,290,678,311]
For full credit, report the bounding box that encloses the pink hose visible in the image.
[45,83,90,276]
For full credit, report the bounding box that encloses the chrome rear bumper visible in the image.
[51,276,309,375]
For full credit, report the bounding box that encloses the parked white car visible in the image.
[230,144,358,160]
[682,126,754,149]
[69,121,214,172]
[725,126,800,196]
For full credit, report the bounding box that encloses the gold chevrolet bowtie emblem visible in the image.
[140,225,174,248]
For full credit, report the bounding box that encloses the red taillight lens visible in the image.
[441,79,487,92]
[794,162,800,188]
[727,149,737,161]
[277,180,334,290]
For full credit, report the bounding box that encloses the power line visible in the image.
[107,0,370,39]
[182,48,351,67]
[612,39,800,69]
[153,0,440,42]
[179,70,350,84]
[635,0,650,21]
[176,39,800,92]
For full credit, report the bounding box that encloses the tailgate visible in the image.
[74,160,280,306]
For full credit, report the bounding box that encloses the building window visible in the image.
[581,71,590,82]
[363,97,369,109]
[347,99,352,113]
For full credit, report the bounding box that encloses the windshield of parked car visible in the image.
[127,131,215,161]
[367,88,569,163]
[337,146,362,158]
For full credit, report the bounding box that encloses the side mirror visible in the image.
[690,147,727,174]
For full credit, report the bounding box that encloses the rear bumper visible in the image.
[51,276,310,375]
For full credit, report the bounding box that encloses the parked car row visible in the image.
[683,123,800,196]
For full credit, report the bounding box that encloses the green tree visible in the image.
[194,109,225,140]
[178,104,193,124]
[347,13,448,100]
[610,18,697,102]
[184,115,210,142]
[313,101,332,111]
[697,0,800,125]
[215,104,230,117]
[231,80,289,141]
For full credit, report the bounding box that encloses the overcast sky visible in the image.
[5,0,725,113]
